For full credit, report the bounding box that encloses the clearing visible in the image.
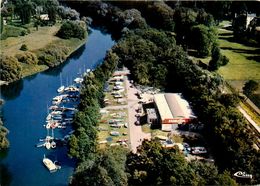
[1,25,60,57]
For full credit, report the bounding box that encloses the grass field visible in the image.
[1,23,87,79]
[1,25,61,56]
[217,27,260,84]
[20,63,49,78]
[218,28,260,81]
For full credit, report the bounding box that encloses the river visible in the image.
[0,28,114,186]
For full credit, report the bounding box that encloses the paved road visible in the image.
[125,78,151,153]
[238,106,260,135]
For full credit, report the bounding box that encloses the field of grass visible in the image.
[1,23,87,79]
[217,28,260,82]
[1,25,61,56]
[20,63,49,78]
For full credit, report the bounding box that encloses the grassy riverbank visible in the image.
[1,23,87,82]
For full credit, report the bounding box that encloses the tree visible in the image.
[45,0,59,24]
[232,14,247,39]
[196,9,215,27]
[70,146,128,186]
[146,2,175,31]
[190,24,217,57]
[209,44,229,71]
[56,20,86,39]
[243,80,259,98]
[216,171,238,186]
[126,140,195,185]
[218,94,239,108]
[14,0,35,24]
[0,55,22,82]
[0,119,9,149]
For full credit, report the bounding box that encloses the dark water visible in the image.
[0,28,114,186]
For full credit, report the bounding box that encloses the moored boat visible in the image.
[57,85,65,93]
[42,155,61,173]
[36,141,46,148]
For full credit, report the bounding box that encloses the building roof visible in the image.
[154,94,173,120]
[154,93,196,121]
[165,93,193,118]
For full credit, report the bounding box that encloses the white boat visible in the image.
[51,110,63,115]
[45,141,51,149]
[57,74,64,93]
[64,85,79,92]
[234,171,253,179]
[36,141,46,148]
[43,155,60,173]
[52,96,63,105]
[74,77,83,84]
[45,122,51,129]
[57,85,65,93]
[46,114,52,121]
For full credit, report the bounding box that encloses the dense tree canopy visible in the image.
[71,146,128,186]
[56,20,86,40]
[243,80,259,98]
[189,24,217,57]
[0,118,9,150]
[0,55,22,82]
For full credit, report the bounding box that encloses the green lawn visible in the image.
[1,23,87,79]
[1,24,61,56]
[217,28,260,82]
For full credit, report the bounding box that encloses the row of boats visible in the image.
[40,69,91,172]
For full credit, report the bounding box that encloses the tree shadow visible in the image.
[246,55,260,63]
[0,163,13,186]
[220,47,260,56]
[219,35,259,48]
[218,32,233,37]
[0,79,24,101]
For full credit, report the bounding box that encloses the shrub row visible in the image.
[37,44,70,67]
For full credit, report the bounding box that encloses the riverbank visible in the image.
[0,23,88,85]
[0,28,114,186]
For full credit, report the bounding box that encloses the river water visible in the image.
[0,28,114,186]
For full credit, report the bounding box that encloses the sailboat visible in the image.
[57,74,65,93]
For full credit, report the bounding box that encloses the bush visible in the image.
[0,55,22,81]
[20,44,28,51]
[16,52,38,65]
[0,25,27,40]
[56,20,86,39]
[38,44,70,67]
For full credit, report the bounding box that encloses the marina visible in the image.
[0,28,114,186]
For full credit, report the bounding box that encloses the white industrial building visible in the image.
[154,93,196,131]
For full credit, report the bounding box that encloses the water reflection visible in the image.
[0,80,24,101]
[0,163,12,186]
[70,44,86,60]
[42,65,63,77]
[0,149,9,159]
[25,74,38,82]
